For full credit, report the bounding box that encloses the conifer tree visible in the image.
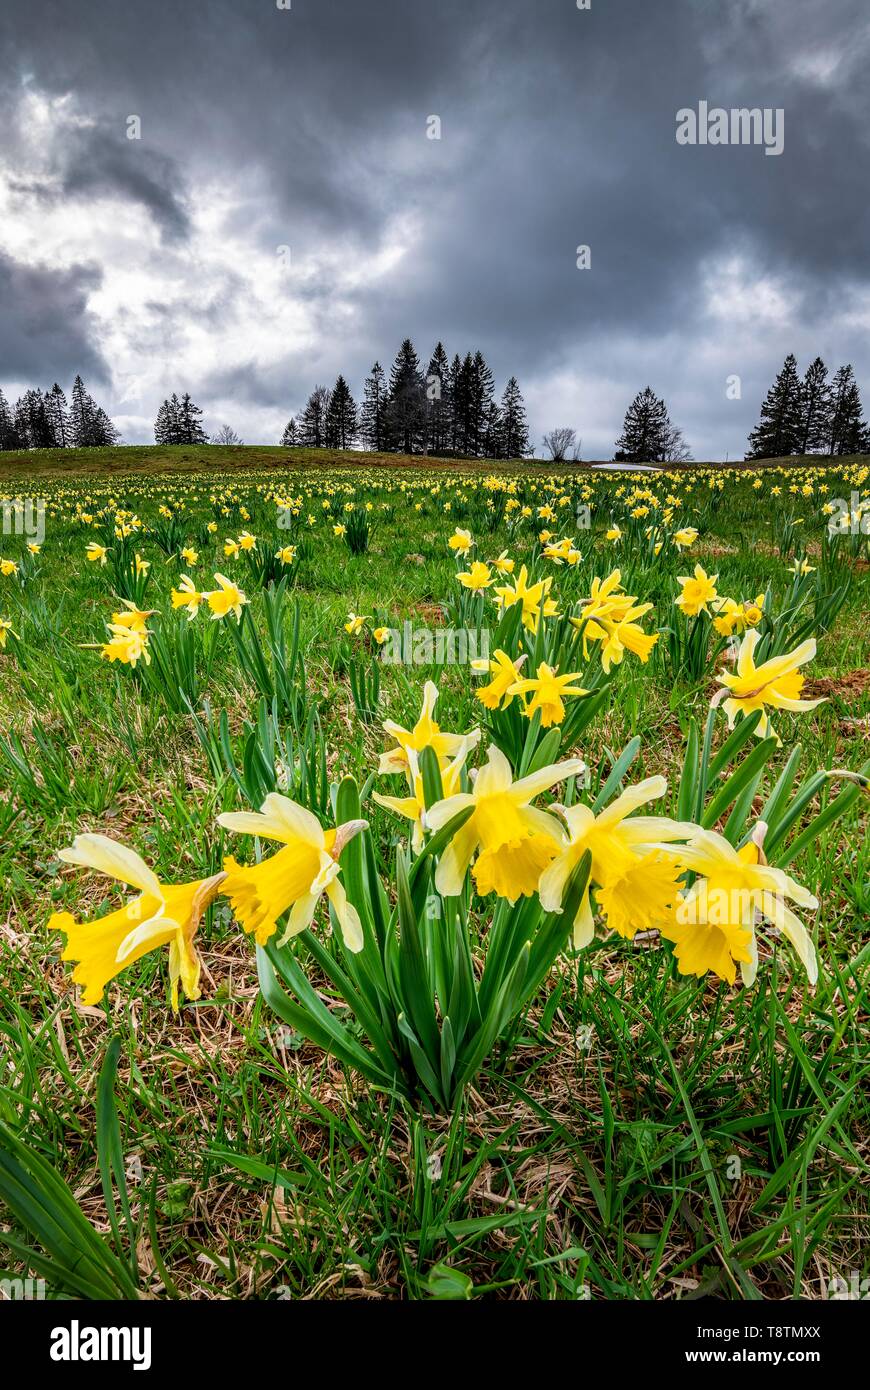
[827,364,867,456]
[424,342,452,455]
[385,339,425,453]
[360,362,387,451]
[615,387,671,462]
[45,383,70,447]
[0,388,21,450]
[746,354,802,459]
[798,357,832,454]
[281,417,299,446]
[497,376,530,458]
[324,374,358,449]
[298,386,330,448]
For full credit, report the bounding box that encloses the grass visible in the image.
[0,449,867,1300]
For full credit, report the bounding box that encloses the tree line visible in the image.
[0,376,118,450]
[281,339,532,459]
[746,355,869,459]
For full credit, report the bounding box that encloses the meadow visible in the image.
[0,447,867,1302]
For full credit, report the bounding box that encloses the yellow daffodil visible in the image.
[508,662,588,727]
[379,680,479,776]
[275,545,297,565]
[457,560,494,590]
[206,573,248,620]
[676,564,718,617]
[219,794,366,950]
[673,527,699,549]
[0,558,20,577]
[491,550,515,574]
[86,542,109,565]
[0,616,17,648]
[448,528,473,554]
[661,826,818,986]
[374,736,476,852]
[427,744,584,902]
[471,648,526,711]
[171,574,205,620]
[714,630,824,740]
[49,834,224,1009]
[181,546,199,565]
[494,564,558,633]
[345,612,369,635]
[539,777,693,947]
[224,538,240,558]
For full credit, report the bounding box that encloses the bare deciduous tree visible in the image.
[542,427,581,462]
[214,424,243,445]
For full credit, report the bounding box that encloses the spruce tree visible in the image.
[360,362,387,452]
[70,374,97,447]
[385,339,425,453]
[281,417,299,446]
[746,354,802,459]
[827,365,867,456]
[615,387,671,462]
[324,375,358,449]
[0,388,21,450]
[497,376,530,458]
[45,383,70,447]
[154,398,178,444]
[179,393,208,444]
[467,351,496,457]
[424,342,452,455]
[798,357,832,454]
[448,354,466,455]
[298,386,330,448]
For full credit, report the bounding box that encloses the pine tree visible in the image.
[13,389,56,449]
[615,387,671,462]
[448,354,466,455]
[92,406,120,446]
[424,342,452,455]
[44,383,70,447]
[324,375,358,449]
[360,362,387,452]
[179,393,208,444]
[468,350,496,457]
[827,365,867,456]
[69,374,97,447]
[0,389,21,450]
[798,357,831,454]
[298,386,330,448]
[385,339,426,453]
[154,397,178,444]
[746,355,802,459]
[281,417,299,447]
[497,376,530,458]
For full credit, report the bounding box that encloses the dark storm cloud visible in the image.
[0,251,107,385]
[1,0,869,453]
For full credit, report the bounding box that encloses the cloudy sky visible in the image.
[1,0,869,459]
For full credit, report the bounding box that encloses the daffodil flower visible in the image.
[426,744,584,903]
[374,737,476,852]
[171,574,204,620]
[508,662,588,727]
[660,826,818,986]
[379,680,479,775]
[675,564,718,616]
[714,629,824,741]
[0,616,17,649]
[49,834,225,1009]
[86,542,109,565]
[219,794,367,950]
[471,649,526,711]
[457,560,494,590]
[538,777,695,947]
[206,573,248,620]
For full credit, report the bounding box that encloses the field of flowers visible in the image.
[0,452,868,1302]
